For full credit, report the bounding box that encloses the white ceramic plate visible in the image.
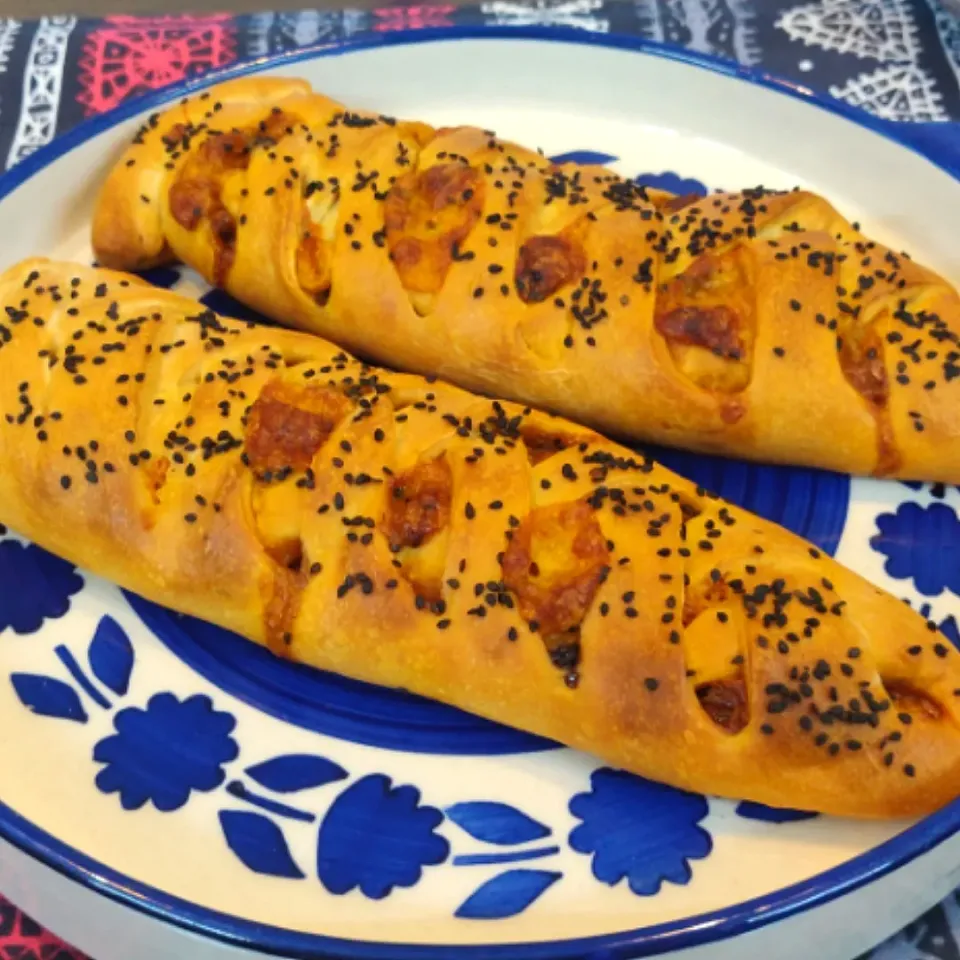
[1,30,959,960]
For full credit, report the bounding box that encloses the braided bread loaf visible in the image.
[2,257,958,818]
[91,75,960,483]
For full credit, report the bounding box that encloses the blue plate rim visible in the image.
[0,23,958,960]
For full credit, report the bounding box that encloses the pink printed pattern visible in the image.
[76,15,237,116]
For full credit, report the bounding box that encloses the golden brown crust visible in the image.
[2,257,960,819]
[91,76,960,483]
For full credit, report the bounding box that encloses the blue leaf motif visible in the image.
[548,150,617,166]
[634,171,709,197]
[569,768,711,897]
[870,502,960,597]
[11,674,87,723]
[455,869,561,920]
[446,802,551,845]
[317,774,449,899]
[245,754,347,794]
[735,801,818,823]
[218,810,305,879]
[88,616,134,696]
[0,541,84,635]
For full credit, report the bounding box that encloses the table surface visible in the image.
[0,1,958,958]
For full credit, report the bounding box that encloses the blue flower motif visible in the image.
[870,502,960,597]
[635,171,709,197]
[317,774,449,899]
[569,768,711,896]
[0,540,84,634]
[94,693,238,811]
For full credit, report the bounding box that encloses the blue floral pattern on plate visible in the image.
[871,502,960,597]
[569,768,712,896]
[317,775,449,898]
[5,606,723,919]
[0,540,83,635]
[635,171,709,196]
[94,693,239,811]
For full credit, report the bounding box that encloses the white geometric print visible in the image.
[829,63,947,121]
[931,0,960,90]
[246,12,277,57]
[0,19,20,76]
[246,12,275,57]
[245,9,368,57]
[6,16,76,169]
[634,0,761,66]
[480,0,610,32]
[277,9,367,46]
[867,892,960,959]
[776,0,919,63]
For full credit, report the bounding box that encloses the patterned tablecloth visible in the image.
[0,1,958,958]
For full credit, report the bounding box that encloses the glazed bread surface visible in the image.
[92,75,960,483]
[2,258,960,819]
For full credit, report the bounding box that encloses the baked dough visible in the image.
[2,257,958,818]
[92,76,960,483]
